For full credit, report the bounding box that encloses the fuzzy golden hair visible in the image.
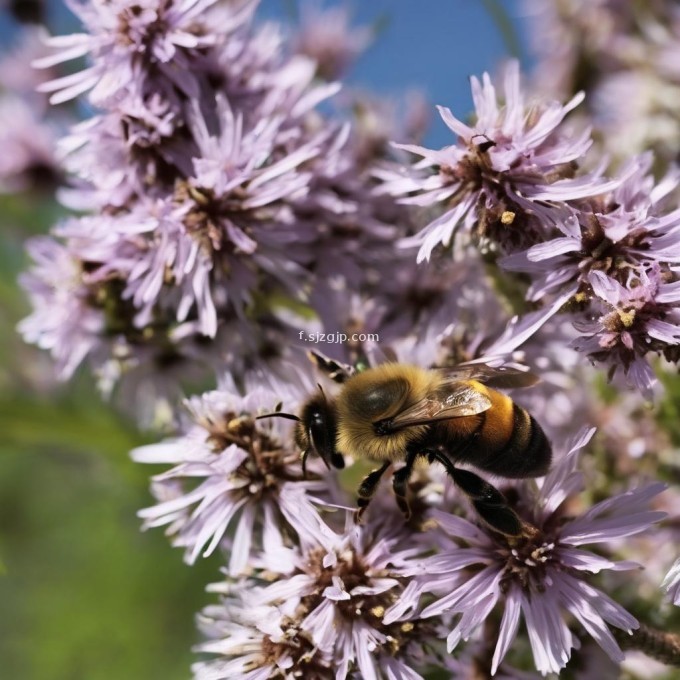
[335,363,437,462]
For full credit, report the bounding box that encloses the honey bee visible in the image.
[259,355,552,537]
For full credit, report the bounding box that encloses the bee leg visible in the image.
[392,451,418,520]
[428,450,524,537]
[301,448,311,479]
[355,461,391,523]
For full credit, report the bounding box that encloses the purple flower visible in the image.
[383,60,621,261]
[497,152,680,395]
[17,232,312,421]
[661,558,680,606]
[24,0,409,406]
[591,68,680,162]
[35,0,254,105]
[572,266,680,398]
[0,95,61,193]
[124,96,331,338]
[398,267,574,371]
[57,96,181,209]
[17,217,293,425]
[193,579,337,679]
[292,2,373,81]
[131,385,334,572]
[522,0,629,101]
[309,244,573,374]
[525,0,680,164]
[383,428,666,676]
[194,511,437,679]
[18,236,104,379]
[18,211,207,398]
[0,26,60,109]
[501,154,680,302]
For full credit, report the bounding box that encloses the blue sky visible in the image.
[257,0,529,145]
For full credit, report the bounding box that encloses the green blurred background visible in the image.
[0,192,223,679]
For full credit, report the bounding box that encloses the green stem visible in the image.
[480,0,523,60]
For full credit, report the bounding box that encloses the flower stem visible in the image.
[614,623,680,667]
[480,0,522,60]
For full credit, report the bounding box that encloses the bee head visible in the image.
[297,387,344,475]
[256,386,344,477]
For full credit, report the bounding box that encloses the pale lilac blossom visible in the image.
[501,154,680,302]
[0,23,66,193]
[56,96,181,208]
[383,61,620,261]
[195,510,436,679]
[293,2,373,81]
[131,386,335,572]
[18,236,104,379]
[0,95,61,193]
[19,215,313,425]
[499,152,680,394]
[0,26,59,107]
[522,0,629,102]
[525,0,680,164]
[592,68,680,162]
[22,0,405,402]
[193,580,335,679]
[34,0,255,105]
[572,267,680,398]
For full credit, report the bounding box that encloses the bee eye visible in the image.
[305,406,340,470]
[351,378,408,420]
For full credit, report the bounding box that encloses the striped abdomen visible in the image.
[436,386,552,478]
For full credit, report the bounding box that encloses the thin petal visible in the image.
[491,587,522,674]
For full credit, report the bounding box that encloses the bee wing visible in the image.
[434,361,540,389]
[387,382,492,429]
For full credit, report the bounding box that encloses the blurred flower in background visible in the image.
[663,558,680,605]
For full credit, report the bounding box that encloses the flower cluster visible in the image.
[19,0,411,419]
[514,0,680,393]
[131,385,331,572]
[386,61,680,396]
[139,383,666,677]
[504,154,680,396]
[193,514,439,679]
[382,61,619,261]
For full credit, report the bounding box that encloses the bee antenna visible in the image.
[317,383,326,398]
[256,412,300,422]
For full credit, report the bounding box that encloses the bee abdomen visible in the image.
[479,404,552,478]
